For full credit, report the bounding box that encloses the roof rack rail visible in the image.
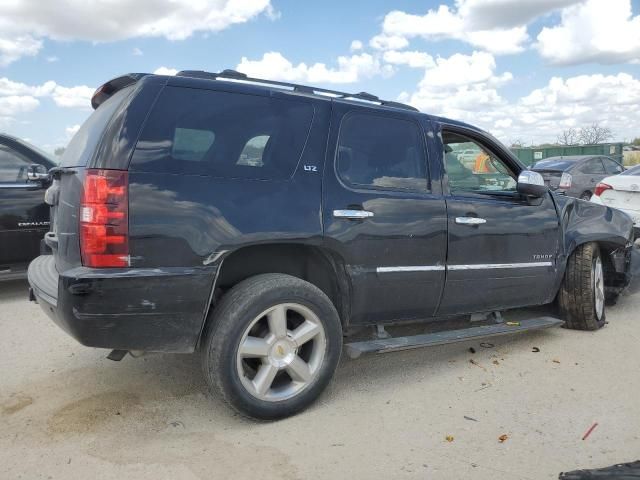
[175,69,419,112]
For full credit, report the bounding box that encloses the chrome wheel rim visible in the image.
[236,303,326,402]
[594,256,605,320]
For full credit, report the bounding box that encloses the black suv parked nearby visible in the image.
[28,71,634,419]
[0,133,55,279]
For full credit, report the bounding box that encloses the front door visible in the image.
[437,126,561,315]
[322,104,447,325]
[0,143,50,269]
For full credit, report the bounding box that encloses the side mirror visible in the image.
[517,170,547,197]
[27,164,50,183]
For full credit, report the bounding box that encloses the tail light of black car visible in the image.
[80,169,129,267]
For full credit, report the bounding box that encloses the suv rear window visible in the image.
[59,85,134,167]
[130,87,314,180]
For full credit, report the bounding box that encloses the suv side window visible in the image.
[237,135,270,167]
[442,131,516,195]
[131,87,314,180]
[602,157,624,174]
[336,112,428,192]
[0,144,30,183]
[580,158,606,174]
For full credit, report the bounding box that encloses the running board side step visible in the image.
[344,317,564,359]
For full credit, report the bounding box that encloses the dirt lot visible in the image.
[2,260,640,480]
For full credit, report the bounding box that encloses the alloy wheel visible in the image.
[593,256,605,320]
[236,303,326,402]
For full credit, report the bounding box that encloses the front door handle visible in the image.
[455,216,486,225]
[333,209,374,220]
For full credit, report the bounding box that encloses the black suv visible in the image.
[28,70,633,419]
[0,133,55,279]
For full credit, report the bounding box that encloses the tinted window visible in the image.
[602,158,624,174]
[580,158,606,174]
[337,113,427,191]
[443,131,516,195]
[60,85,134,167]
[130,87,314,180]
[532,159,574,171]
[172,128,215,161]
[237,135,270,167]
[0,145,30,183]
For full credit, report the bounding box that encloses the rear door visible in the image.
[437,125,560,315]
[576,158,607,196]
[322,103,447,325]
[0,141,50,269]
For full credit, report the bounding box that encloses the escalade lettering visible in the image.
[18,221,50,228]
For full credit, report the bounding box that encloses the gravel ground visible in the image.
[1,256,639,480]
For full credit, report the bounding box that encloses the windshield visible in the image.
[621,164,640,176]
[532,159,575,171]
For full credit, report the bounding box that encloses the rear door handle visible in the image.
[455,216,486,225]
[333,209,374,220]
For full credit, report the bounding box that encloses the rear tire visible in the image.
[201,273,342,420]
[579,191,592,201]
[558,242,606,330]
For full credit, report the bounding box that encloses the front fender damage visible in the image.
[552,194,634,296]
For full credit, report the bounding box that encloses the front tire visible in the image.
[201,274,342,420]
[558,242,606,330]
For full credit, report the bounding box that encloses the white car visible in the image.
[591,164,640,236]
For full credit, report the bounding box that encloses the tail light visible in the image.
[80,169,129,267]
[559,172,572,189]
[594,182,613,197]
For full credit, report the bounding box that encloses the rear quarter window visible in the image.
[59,85,134,168]
[130,87,314,180]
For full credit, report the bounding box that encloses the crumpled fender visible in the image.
[551,194,633,291]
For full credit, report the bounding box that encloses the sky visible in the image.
[0,0,639,153]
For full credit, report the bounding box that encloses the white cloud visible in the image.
[400,52,512,120]
[0,96,39,116]
[374,1,584,56]
[369,34,409,51]
[502,73,640,141]
[0,77,94,109]
[154,66,178,76]
[383,50,435,69]
[350,40,363,51]
[50,85,94,108]
[0,0,274,65]
[457,0,583,30]
[536,0,640,65]
[0,76,93,131]
[132,47,143,56]
[46,56,59,63]
[465,27,529,55]
[0,35,42,66]
[401,60,640,143]
[0,78,56,97]
[237,51,391,84]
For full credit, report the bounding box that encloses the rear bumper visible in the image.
[28,255,215,353]
[590,196,640,228]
